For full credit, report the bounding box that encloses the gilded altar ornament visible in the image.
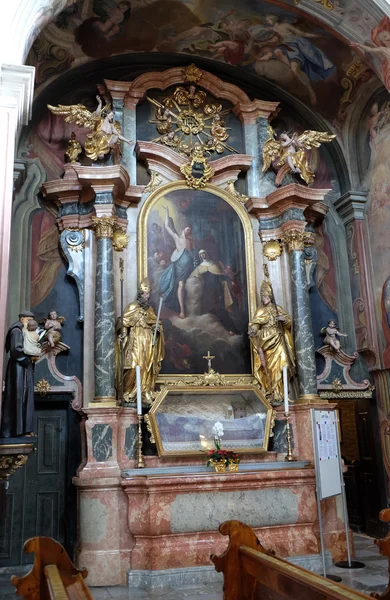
[92,215,116,239]
[282,229,314,253]
[36,379,51,396]
[144,170,163,194]
[184,63,203,84]
[180,143,215,189]
[65,132,82,163]
[48,95,132,164]
[248,276,295,404]
[262,125,336,186]
[0,454,28,480]
[116,278,164,405]
[112,227,129,252]
[148,85,237,157]
[263,239,283,261]
[224,181,249,205]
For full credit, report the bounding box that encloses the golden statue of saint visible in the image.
[117,279,164,404]
[248,279,295,403]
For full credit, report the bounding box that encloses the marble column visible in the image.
[282,229,319,402]
[91,215,117,407]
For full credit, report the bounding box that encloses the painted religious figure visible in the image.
[144,188,251,375]
[0,311,36,438]
[248,279,295,403]
[116,278,164,403]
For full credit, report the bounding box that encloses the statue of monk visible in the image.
[116,279,164,404]
[248,279,295,403]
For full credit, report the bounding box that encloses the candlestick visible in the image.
[136,365,142,415]
[137,415,145,469]
[284,413,297,462]
[283,365,289,415]
[152,297,163,346]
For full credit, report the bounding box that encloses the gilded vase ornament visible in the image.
[262,124,336,186]
[48,95,132,164]
[65,132,82,163]
[248,273,295,404]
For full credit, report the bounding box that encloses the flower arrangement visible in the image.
[206,421,240,471]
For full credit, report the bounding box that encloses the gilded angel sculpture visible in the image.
[262,125,336,186]
[48,95,132,163]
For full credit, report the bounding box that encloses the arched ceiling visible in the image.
[27,0,389,129]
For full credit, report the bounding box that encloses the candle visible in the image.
[152,297,163,346]
[283,365,289,415]
[136,365,142,415]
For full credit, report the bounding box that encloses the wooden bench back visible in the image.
[211,520,373,600]
[11,536,94,600]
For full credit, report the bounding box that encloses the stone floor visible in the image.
[0,534,388,599]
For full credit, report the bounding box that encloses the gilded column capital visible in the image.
[282,230,314,253]
[92,216,116,239]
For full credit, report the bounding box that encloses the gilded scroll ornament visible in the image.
[0,454,28,480]
[48,95,132,164]
[262,125,336,186]
[282,230,314,253]
[92,216,116,239]
[263,239,283,261]
[224,181,249,205]
[180,144,215,189]
[144,171,163,193]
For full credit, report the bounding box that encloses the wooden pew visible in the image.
[11,537,94,600]
[211,520,374,600]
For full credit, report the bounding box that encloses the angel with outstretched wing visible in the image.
[48,95,132,163]
[262,125,335,185]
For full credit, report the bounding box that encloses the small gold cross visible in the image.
[203,350,215,372]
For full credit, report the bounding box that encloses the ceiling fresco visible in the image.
[28,0,386,124]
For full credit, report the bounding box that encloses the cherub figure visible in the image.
[321,320,347,353]
[48,95,132,163]
[41,311,66,348]
[262,124,336,186]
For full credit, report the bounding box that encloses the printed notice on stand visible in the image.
[316,411,338,461]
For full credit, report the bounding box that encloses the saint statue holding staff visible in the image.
[116,279,164,404]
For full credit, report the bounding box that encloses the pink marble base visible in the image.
[74,404,349,585]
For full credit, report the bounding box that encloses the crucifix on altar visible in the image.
[203,350,215,373]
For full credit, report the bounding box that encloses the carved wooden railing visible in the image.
[211,520,373,600]
[11,537,93,600]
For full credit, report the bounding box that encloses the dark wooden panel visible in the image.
[0,493,14,559]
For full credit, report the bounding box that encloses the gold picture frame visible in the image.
[146,383,274,457]
[137,181,257,378]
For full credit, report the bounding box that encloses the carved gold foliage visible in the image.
[184,63,203,83]
[263,239,283,261]
[92,216,116,239]
[0,454,28,480]
[163,372,258,388]
[36,379,51,396]
[282,230,314,253]
[225,181,249,205]
[319,389,373,399]
[113,228,129,252]
[180,145,214,189]
[144,414,155,444]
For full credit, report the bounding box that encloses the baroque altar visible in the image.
[38,64,348,587]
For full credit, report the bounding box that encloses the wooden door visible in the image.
[0,395,79,566]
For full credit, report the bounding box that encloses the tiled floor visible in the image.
[0,534,388,599]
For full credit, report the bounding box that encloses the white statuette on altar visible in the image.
[136,365,142,415]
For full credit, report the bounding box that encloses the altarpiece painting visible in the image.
[138,184,255,376]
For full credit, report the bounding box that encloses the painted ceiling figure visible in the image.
[0,311,36,438]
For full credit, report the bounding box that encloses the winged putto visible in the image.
[48,95,132,163]
[262,125,336,186]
